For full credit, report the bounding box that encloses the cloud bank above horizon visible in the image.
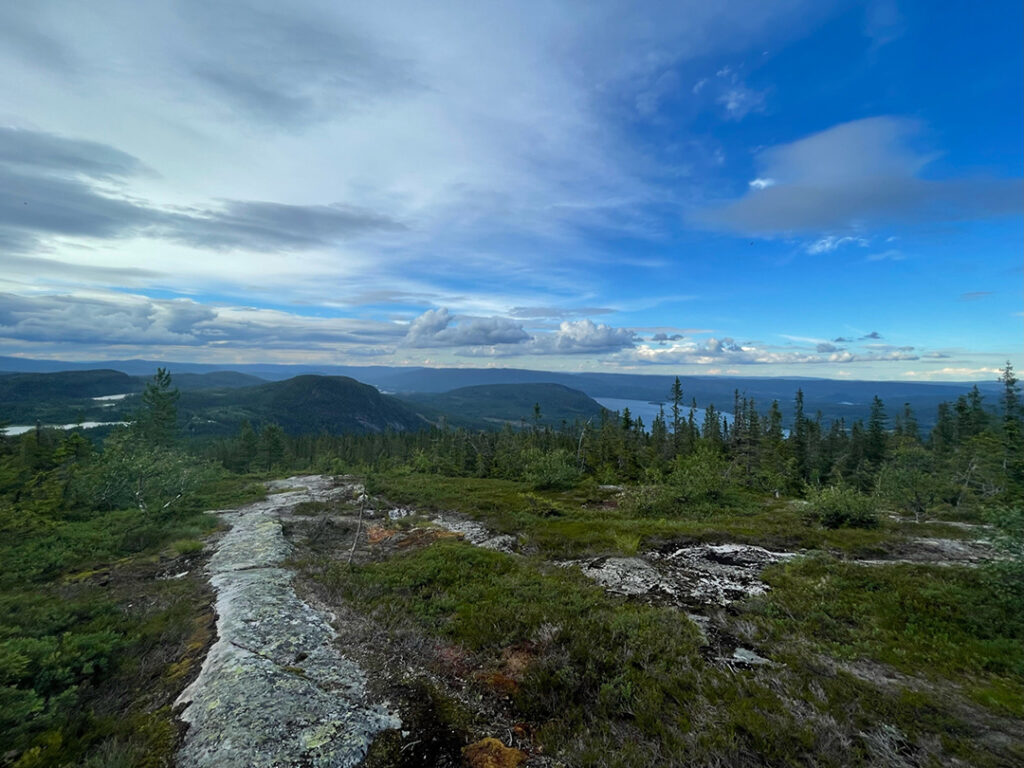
[0,0,1020,381]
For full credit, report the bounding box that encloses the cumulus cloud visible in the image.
[902,367,1001,379]
[527,319,636,355]
[401,310,636,355]
[626,337,918,366]
[696,117,1023,235]
[0,292,216,346]
[403,308,530,348]
[0,291,406,349]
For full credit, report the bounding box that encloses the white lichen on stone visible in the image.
[175,476,399,768]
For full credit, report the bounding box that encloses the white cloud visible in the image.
[806,235,868,254]
[527,319,636,355]
[717,86,765,119]
[902,367,1002,379]
[402,308,530,348]
[622,337,918,366]
[0,290,407,349]
[865,249,905,261]
[697,117,1023,235]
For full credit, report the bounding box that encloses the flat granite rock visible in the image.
[176,476,399,768]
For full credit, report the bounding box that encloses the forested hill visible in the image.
[0,369,266,424]
[398,383,605,428]
[0,369,136,402]
[178,375,427,436]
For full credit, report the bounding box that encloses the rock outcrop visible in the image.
[175,476,399,768]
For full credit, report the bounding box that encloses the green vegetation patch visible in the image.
[748,557,1024,715]
[311,535,1022,766]
[368,472,901,558]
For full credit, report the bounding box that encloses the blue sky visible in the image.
[0,0,1020,379]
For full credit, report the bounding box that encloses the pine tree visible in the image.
[999,361,1022,486]
[792,389,809,483]
[931,402,957,452]
[258,423,286,471]
[236,421,258,472]
[136,368,179,447]
[670,377,683,455]
[901,402,920,444]
[865,396,888,469]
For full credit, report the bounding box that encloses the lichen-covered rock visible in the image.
[579,557,667,597]
[572,544,798,608]
[461,737,527,768]
[430,512,519,554]
[175,476,399,768]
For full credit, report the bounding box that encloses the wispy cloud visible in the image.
[806,235,868,254]
[507,306,615,319]
[865,249,905,261]
[0,126,403,256]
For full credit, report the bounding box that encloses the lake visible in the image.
[2,421,129,436]
[594,398,732,433]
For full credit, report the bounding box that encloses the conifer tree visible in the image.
[999,361,1022,486]
[136,368,179,447]
[670,377,683,455]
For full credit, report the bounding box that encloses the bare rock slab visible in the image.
[176,476,399,768]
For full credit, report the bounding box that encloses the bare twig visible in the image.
[347,497,366,568]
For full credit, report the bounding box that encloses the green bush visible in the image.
[669,445,729,503]
[984,505,1024,605]
[806,485,878,529]
[522,447,579,490]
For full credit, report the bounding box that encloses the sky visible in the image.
[0,0,1021,380]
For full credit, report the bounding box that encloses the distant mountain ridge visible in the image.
[0,356,1004,430]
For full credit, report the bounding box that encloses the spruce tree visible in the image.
[136,368,179,447]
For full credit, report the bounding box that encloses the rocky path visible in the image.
[175,476,398,768]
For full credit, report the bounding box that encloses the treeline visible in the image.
[208,363,1023,517]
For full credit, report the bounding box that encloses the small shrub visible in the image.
[806,485,878,529]
[522,448,579,490]
[170,538,204,556]
[669,445,729,503]
[984,505,1024,605]
[619,484,678,518]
